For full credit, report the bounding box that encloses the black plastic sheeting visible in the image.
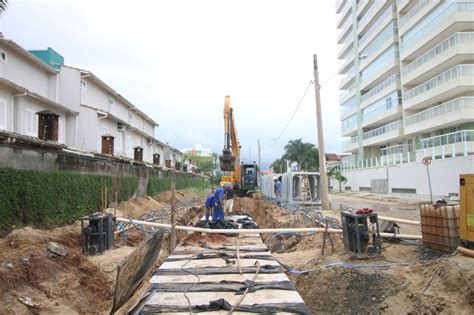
[165,252,275,262]
[139,300,311,314]
[149,280,294,294]
[154,264,283,276]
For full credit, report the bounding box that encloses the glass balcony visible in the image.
[381,144,414,156]
[340,88,355,103]
[420,130,474,149]
[363,120,402,140]
[342,137,358,147]
[340,96,357,118]
[362,91,401,122]
[360,21,398,59]
[341,114,358,133]
[361,74,399,103]
[405,97,474,126]
[403,64,474,101]
[402,2,474,52]
[360,45,399,85]
[402,32,474,77]
[399,0,430,27]
[359,4,396,49]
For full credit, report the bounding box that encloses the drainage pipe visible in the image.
[457,246,474,258]
[115,218,422,240]
[377,215,420,226]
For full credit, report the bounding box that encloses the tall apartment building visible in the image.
[336,0,474,168]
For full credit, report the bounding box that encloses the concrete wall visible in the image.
[0,142,203,197]
[330,155,474,197]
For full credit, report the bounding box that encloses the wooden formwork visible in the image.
[129,219,310,314]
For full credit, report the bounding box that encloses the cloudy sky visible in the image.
[1,0,342,168]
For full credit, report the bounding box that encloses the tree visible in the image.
[270,158,287,173]
[282,138,319,171]
[327,167,347,192]
[183,153,216,174]
[0,1,7,15]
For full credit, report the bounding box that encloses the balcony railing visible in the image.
[363,120,402,140]
[402,2,474,52]
[341,114,358,133]
[359,4,396,48]
[403,64,474,101]
[362,94,401,122]
[342,137,357,147]
[360,46,399,85]
[340,96,357,118]
[360,21,398,58]
[381,144,414,156]
[340,88,355,103]
[421,130,474,149]
[361,74,399,103]
[402,32,474,77]
[405,97,474,126]
[399,0,430,27]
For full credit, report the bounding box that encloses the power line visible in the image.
[263,80,313,149]
[262,69,339,150]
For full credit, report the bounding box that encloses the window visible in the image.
[0,100,6,130]
[80,79,87,90]
[116,132,123,151]
[108,97,115,112]
[0,51,6,62]
[385,97,393,109]
[26,108,36,136]
[58,119,64,143]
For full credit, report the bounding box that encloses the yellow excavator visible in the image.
[219,96,259,195]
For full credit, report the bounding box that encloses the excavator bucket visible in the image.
[219,149,237,171]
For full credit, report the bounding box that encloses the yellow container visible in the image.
[460,174,474,245]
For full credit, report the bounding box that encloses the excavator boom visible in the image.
[219,96,239,171]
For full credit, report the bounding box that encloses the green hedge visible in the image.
[147,176,208,196]
[0,168,138,231]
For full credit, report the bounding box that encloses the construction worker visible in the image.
[204,194,215,222]
[224,183,235,215]
[273,177,282,200]
[213,184,225,221]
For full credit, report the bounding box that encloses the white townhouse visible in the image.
[0,36,77,143]
[0,35,183,168]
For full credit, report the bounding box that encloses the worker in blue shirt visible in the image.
[274,177,282,199]
[204,194,215,222]
[213,184,226,221]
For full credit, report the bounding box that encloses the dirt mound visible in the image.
[0,189,205,314]
[183,232,230,244]
[0,226,112,314]
[234,196,474,314]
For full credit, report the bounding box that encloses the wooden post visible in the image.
[313,54,330,210]
[170,173,177,250]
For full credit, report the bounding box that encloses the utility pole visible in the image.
[257,139,262,188]
[170,172,177,250]
[313,54,330,210]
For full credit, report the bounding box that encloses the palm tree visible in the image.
[270,158,287,173]
[282,138,319,171]
[0,1,7,15]
[327,167,347,192]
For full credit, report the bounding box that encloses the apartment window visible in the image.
[108,97,115,112]
[58,119,64,143]
[0,51,6,62]
[116,132,123,151]
[26,108,36,136]
[0,99,6,130]
[385,97,393,109]
[80,79,87,90]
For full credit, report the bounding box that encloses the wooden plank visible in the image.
[149,273,289,284]
[159,258,280,269]
[145,290,305,306]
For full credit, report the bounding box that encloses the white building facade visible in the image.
[334,0,474,197]
[0,35,183,168]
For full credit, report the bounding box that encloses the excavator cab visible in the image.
[219,148,237,171]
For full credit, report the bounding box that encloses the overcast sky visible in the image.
[1,0,342,168]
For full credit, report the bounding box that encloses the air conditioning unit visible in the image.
[117,123,126,132]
